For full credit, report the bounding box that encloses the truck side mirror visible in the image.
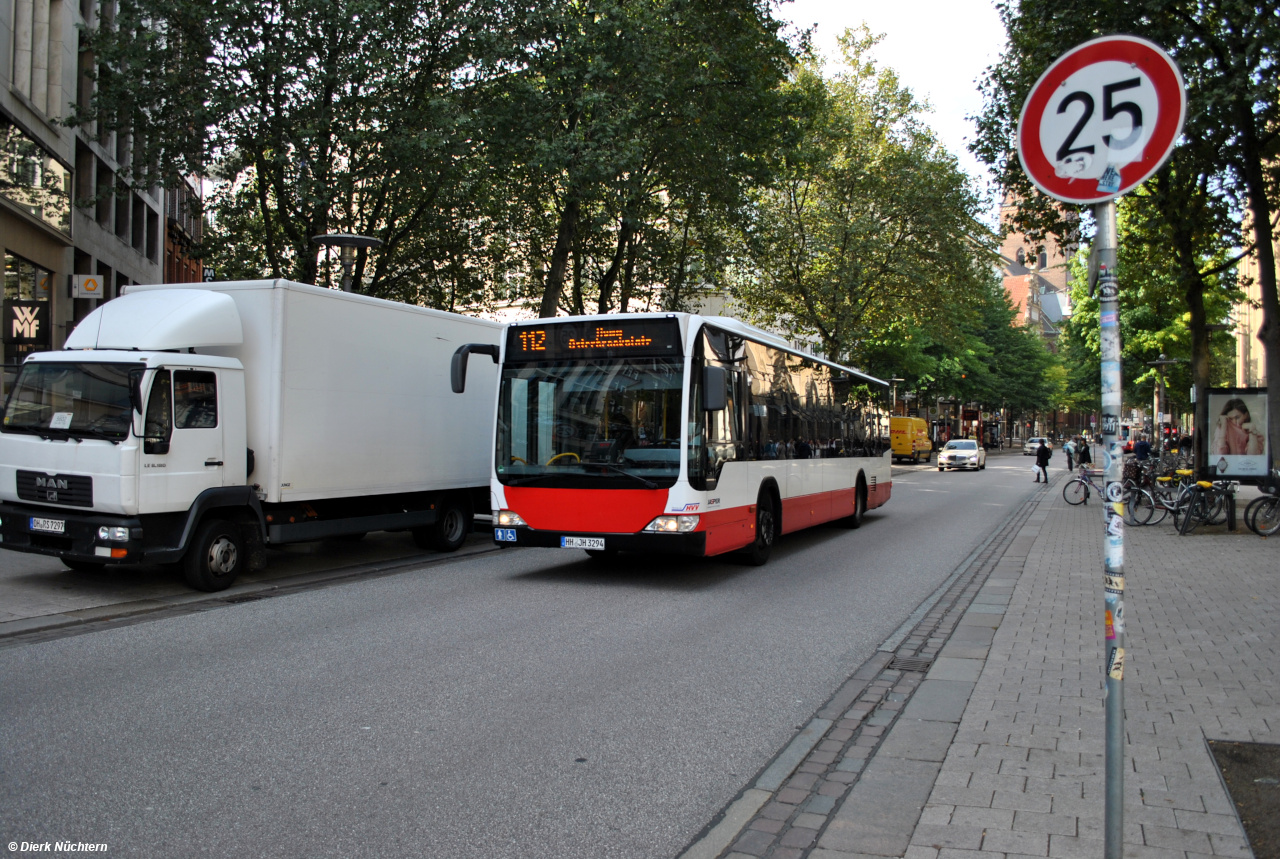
[451,343,499,393]
[703,365,727,411]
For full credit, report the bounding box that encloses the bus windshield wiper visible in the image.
[584,462,657,489]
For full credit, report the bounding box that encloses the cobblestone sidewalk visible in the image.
[682,473,1278,859]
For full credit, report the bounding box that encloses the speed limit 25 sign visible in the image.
[1017,35,1185,204]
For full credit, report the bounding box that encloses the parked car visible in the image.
[1023,437,1052,455]
[938,439,987,471]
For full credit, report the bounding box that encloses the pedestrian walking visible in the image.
[1033,439,1052,483]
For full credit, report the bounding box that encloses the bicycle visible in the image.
[1062,466,1149,525]
[1126,468,1199,527]
[1177,479,1238,535]
[1244,472,1280,536]
[1062,467,1105,505]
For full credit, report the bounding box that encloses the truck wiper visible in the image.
[74,427,124,444]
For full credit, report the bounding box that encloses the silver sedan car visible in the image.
[938,439,987,471]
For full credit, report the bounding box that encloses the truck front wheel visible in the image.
[184,519,244,592]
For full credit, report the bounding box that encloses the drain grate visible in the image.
[887,656,934,673]
[222,594,267,604]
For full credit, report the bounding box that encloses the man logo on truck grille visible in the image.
[35,477,70,491]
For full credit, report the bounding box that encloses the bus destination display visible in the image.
[506,319,681,360]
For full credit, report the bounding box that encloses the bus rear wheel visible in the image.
[743,493,776,566]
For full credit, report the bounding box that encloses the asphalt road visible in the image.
[0,452,1052,859]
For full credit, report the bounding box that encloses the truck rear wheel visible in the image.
[184,519,244,592]
[413,496,471,552]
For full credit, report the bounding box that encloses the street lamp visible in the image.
[889,377,905,415]
[312,233,383,292]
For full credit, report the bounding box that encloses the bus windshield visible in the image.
[496,357,684,489]
[2,361,142,442]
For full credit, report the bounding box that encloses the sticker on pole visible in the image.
[1017,35,1185,204]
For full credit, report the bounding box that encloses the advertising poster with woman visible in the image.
[1206,389,1268,479]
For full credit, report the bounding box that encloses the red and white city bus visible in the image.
[451,313,892,564]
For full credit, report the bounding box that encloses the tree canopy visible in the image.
[973,0,1280,471]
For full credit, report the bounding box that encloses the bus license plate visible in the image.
[30,517,66,534]
[562,536,605,550]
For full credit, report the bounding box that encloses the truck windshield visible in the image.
[497,357,684,489]
[1,362,142,442]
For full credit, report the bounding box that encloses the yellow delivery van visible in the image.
[890,416,932,463]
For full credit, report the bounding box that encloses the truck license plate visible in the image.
[561,536,605,550]
[30,517,66,534]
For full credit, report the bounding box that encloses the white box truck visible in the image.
[0,280,502,591]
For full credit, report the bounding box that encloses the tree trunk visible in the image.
[1238,118,1279,478]
[540,196,580,318]
[570,244,585,316]
[596,216,636,313]
[617,233,639,313]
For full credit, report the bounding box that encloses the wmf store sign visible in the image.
[4,300,50,349]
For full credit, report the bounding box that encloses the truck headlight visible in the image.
[97,526,130,542]
[643,515,699,533]
[496,510,527,527]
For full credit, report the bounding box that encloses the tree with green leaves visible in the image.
[1057,193,1240,422]
[734,29,993,374]
[484,0,796,317]
[974,0,1279,475]
[76,0,529,299]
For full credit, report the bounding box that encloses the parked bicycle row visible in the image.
[1060,459,1279,538]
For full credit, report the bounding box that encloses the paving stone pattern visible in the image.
[688,483,1051,859]
[899,482,1277,859]
[686,472,1278,859]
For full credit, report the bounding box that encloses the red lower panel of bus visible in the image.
[503,487,668,533]
[503,479,891,557]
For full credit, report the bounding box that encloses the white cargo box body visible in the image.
[123,280,502,505]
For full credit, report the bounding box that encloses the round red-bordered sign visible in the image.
[1017,35,1185,204]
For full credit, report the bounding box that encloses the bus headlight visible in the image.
[98,526,130,542]
[496,510,527,527]
[643,515,699,533]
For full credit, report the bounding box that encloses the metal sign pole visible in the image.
[1094,200,1125,859]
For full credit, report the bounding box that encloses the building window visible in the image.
[0,118,72,235]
